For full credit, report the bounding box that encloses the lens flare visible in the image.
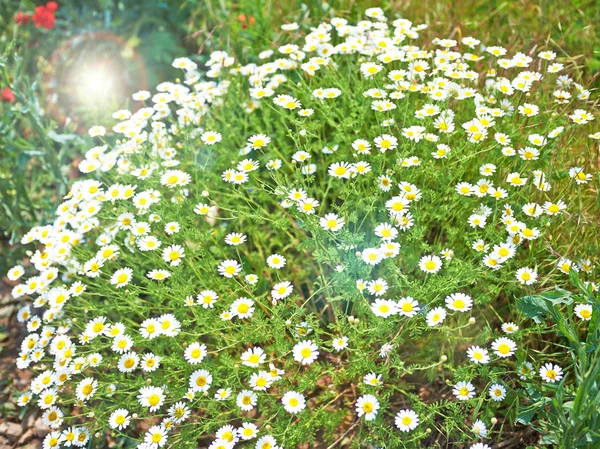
[76,63,116,105]
[43,32,148,133]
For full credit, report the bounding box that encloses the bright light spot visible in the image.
[76,64,116,105]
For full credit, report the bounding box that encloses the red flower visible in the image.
[2,88,16,103]
[237,14,255,29]
[46,1,59,12]
[14,11,29,25]
[32,5,56,30]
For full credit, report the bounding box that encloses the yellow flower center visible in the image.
[148,394,160,406]
[498,344,510,354]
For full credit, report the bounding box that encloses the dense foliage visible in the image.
[7,6,600,449]
[0,0,193,262]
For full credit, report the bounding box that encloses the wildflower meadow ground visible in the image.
[4,5,600,449]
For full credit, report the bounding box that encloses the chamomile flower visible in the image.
[361,248,383,266]
[160,169,191,188]
[110,267,133,288]
[320,213,344,231]
[118,352,139,373]
[111,334,134,354]
[201,131,222,145]
[292,340,319,365]
[445,293,473,312]
[7,265,25,281]
[214,389,232,402]
[491,337,517,358]
[426,307,447,326]
[271,281,293,301]
[189,369,212,392]
[162,245,185,266]
[196,290,218,308]
[472,419,488,438]
[245,274,259,285]
[225,233,247,246]
[371,299,398,318]
[467,346,490,364]
[141,353,161,372]
[144,425,168,447]
[557,257,577,274]
[236,390,258,411]
[249,371,272,391]
[147,269,171,281]
[569,167,592,184]
[76,378,97,402]
[109,408,131,430]
[367,278,388,296]
[332,336,348,351]
[574,304,593,321]
[281,391,306,414]
[241,347,266,367]
[364,373,382,386]
[374,134,398,152]
[297,198,319,215]
[42,431,63,449]
[488,384,506,401]
[394,409,419,432]
[360,62,383,78]
[218,259,242,278]
[248,134,271,149]
[185,342,207,364]
[138,386,165,412]
[502,322,519,334]
[419,255,443,274]
[453,381,476,400]
[540,363,563,383]
[397,297,420,317]
[518,103,539,116]
[266,254,286,269]
[356,394,380,421]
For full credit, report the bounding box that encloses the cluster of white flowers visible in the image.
[6,6,598,449]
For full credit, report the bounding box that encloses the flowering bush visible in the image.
[8,7,599,449]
